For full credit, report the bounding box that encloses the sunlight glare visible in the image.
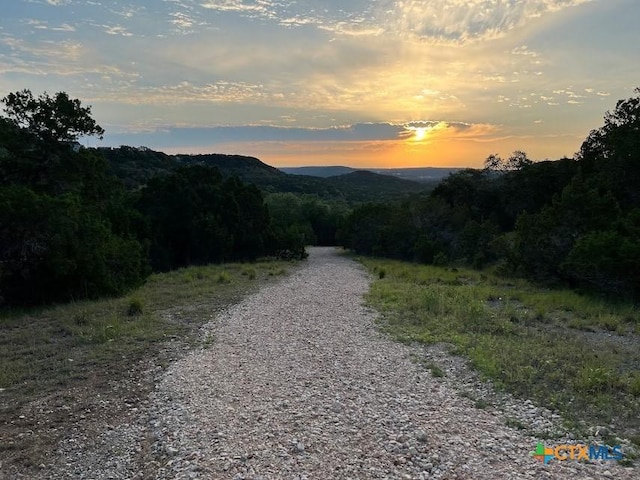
[407,126,431,142]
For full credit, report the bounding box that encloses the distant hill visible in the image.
[368,167,462,183]
[280,166,461,183]
[96,146,428,203]
[280,166,356,177]
[176,153,284,183]
[98,146,176,189]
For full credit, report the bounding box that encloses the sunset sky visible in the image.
[1,0,638,168]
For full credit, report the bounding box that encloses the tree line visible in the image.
[3,88,638,305]
[339,89,640,299]
[0,90,305,305]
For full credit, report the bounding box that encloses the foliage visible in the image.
[339,89,640,300]
[483,150,533,173]
[561,212,640,297]
[2,89,104,143]
[99,147,426,204]
[512,175,620,282]
[135,165,276,271]
[0,91,147,305]
[0,89,321,305]
[578,87,640,210]
[266,192,349,247]
[362,257,640,443]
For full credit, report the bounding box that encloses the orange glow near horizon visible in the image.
[166,138,482,168]
[160,126,581,169]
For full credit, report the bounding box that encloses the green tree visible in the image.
[0,186,146,304]
[512,175,620,281]
[577,87,640,209]
[0,90,147,305]
[136,166,275,271]
[561,210,640,297]
[1,89,104,144]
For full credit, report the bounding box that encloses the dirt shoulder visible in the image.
[0,261,296,479]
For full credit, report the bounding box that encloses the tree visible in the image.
[484,151,532,173]
[0,90,148,305]
[135,165,276,270]
[577,87,640,209]
[483,153,504,172]
[1,89,104,144]
[0,186,147,304]
[512,175,620,281]
[506,150,533,171]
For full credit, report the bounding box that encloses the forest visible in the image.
[0,90,292,305]
[1,88,639,305]
[340,89,640,299]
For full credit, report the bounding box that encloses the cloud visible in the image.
[200,0,274,15]
[170,11,197,30]
[511,45,539,57]
[388,0,594,43]
[92,80,278,105]
[24,19,76,32]
[0,36,84,63]
[101,25,134,36]
[96,119,503,168]
[101,120,499,148]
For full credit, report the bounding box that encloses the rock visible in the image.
[166,446,179,457]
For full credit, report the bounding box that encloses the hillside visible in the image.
[281,166,461,183]
[280,166,355,177]
[176,153,284,184]
[97,147,426,203]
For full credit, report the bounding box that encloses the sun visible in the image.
[412,127,429,142]
[405,125,431,142]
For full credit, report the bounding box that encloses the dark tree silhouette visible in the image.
[2,89,104,143]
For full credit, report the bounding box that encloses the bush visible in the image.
[127,297,144,316]
[433,252,448,267]
[561,228,640,298]
[216,271,232,284]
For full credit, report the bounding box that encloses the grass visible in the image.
[0,258,297,408]
[359,257,640,447]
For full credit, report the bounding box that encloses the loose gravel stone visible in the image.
[28,247,637,479]
[146,247,638,479]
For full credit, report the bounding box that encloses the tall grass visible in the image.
[361,257,640,445]
[0,258,295,405]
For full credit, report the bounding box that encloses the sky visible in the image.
[0,0,638,168]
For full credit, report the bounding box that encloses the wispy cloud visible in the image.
[388,0,594,43]
[0,36,84,62]
[2,0,635,167]
[102,120,498,146]
[101,24,134,36]
[200,0,275,15]
[170,11,197,30]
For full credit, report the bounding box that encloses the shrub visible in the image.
[433,252,448,267]
[217,271,232,284]
[127,297,144,316]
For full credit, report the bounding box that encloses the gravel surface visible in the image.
[15,246,636,479]
[145,247,638,479]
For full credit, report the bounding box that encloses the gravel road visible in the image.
[145,247,637,479]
